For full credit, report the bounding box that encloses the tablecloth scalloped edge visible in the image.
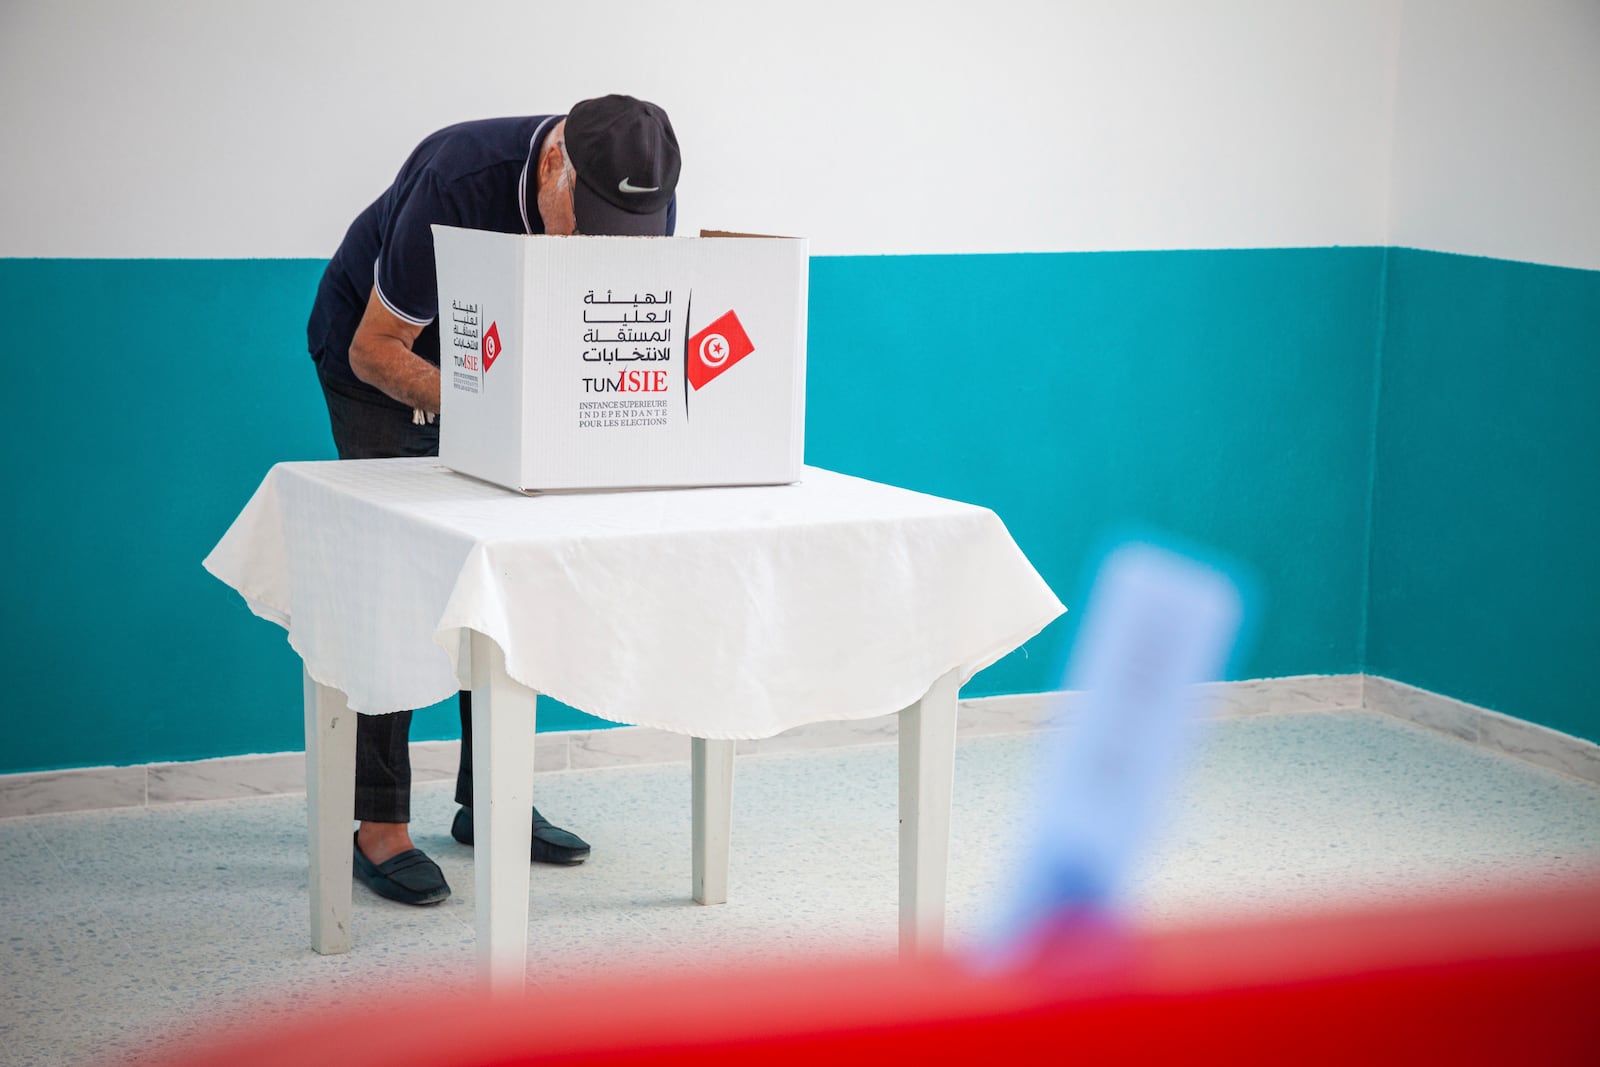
[426,601,1067,742]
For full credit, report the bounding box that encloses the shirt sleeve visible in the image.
[373,173,453,326]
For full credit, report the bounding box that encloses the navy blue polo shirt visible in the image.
[307,115,678,409]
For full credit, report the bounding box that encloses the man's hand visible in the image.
[349,287,441,413]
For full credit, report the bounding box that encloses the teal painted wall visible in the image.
[4,259,335,773]
[805,249,1382,693]
[0,259,635,773]
[0,247,1388,774]
[1367,249,1600,742]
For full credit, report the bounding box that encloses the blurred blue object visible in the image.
[978,541,1244,969]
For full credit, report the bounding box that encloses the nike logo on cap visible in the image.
[618,177,660,194]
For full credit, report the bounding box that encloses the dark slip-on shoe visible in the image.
[451,805,591,866]
[353,834,451,906]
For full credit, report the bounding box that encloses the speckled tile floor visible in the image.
[4,708,1599,1066]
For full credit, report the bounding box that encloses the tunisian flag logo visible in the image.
[482,321,501,373]
[686,310,754,391]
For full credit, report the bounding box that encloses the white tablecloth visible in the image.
[203,459,1063,739]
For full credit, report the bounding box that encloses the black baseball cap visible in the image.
[565,95,681,236]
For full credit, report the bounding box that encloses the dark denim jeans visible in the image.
[316,367,477,822]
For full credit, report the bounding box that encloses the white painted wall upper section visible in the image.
[1389,0,1600,272]
[0,0,1401,258]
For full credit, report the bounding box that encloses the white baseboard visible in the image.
[3,673,1594,817]
[1362,675,1600,785]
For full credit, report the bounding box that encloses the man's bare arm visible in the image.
[349,287,440,412]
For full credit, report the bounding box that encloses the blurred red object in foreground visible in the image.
[122,878,1600,1066]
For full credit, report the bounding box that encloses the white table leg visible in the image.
[469,631,537,991]
[691,738,736,905]
[303,667,356,955]
[898,669,960,958]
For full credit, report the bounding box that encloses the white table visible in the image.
[205,459,1062,987]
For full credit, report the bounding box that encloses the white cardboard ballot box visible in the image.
[432,225,808,493]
